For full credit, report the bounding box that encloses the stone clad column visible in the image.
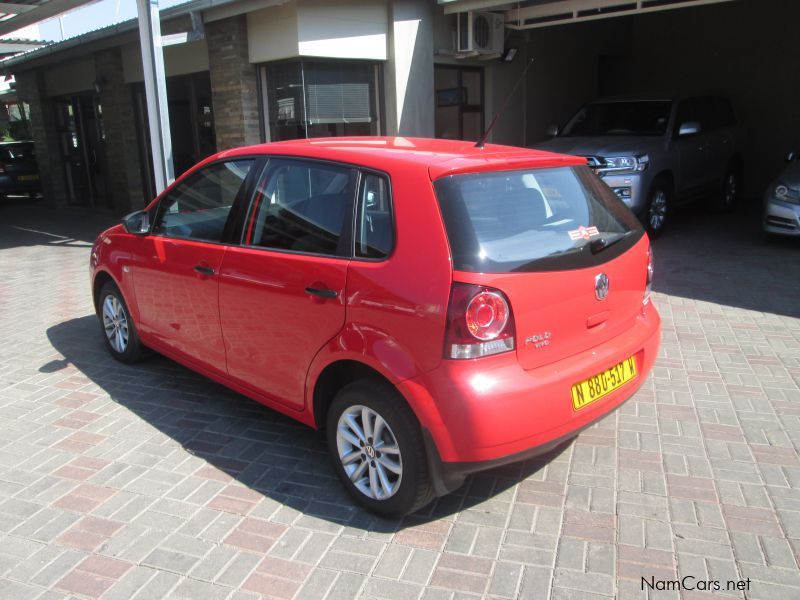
[206,15,260,150]
[14,70,68,208]
[94,48,145,213]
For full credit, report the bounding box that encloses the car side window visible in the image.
[674,99,698,136]
[246,158,357,256]
[355,173,394,259]
[153,160,254,242]
[694,96,720,132]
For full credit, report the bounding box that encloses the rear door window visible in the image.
[434,165,643,273]
[246,158,358,256]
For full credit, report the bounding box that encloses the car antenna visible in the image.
[475,58,534,149]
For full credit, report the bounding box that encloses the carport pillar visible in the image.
[136,0,174,194]
[385,0,435,137]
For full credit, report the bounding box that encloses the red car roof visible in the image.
[214,137,585,180]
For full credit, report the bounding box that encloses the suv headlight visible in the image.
[772,182,800,204]
[604,155,649,172]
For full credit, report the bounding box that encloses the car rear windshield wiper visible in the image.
[590,231,632,254]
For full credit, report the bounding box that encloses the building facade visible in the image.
[7,0,527,215]
[7,0,800,214]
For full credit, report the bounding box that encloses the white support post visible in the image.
[136,0,174,194]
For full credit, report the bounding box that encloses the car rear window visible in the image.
[433,165,644,273]
[0,143,35,161]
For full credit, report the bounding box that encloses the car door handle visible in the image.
[193,265,215,276]
[305,287,337,299]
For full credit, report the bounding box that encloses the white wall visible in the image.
[121,39,210,84]
[44,56,94,96]
[247,0,387,63]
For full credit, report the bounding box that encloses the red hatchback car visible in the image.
[90,137,660,515]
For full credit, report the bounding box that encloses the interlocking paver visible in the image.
[1,202,799,599]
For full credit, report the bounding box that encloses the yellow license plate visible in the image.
[571,356,637,410]
[17,174,38,181]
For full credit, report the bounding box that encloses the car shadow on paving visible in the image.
[0,200,114,250]
[651,201,800,318]
[44,315,571,533]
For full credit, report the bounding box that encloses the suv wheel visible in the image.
[98,281,144,363]
[327,380,434,516]
[717,170,739,212]
[646,182,669,237]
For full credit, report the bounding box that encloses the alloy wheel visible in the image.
[102,294,129,354]
[649,189,667,231]
[724,173,737,207]
[336,405,403,500]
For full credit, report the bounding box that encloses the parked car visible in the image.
[90,137,661,515]
[533,94,743,236]
[0,141,41,199]
[763,151,800,237]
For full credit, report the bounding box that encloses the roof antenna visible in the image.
[475,58,534,149]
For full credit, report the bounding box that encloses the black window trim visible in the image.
[147,155,264,247]
[351,167,396,263]
[236,155,396,262]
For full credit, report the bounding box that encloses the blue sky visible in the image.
[37,0,189,42]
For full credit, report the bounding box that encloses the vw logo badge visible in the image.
[595,273,609,301]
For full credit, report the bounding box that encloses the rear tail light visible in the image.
[444,283,515,359]
[644,246,653,304]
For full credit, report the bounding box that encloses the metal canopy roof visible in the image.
[0,0,96,37]
[0,37,49,59]
[440,0,739,29]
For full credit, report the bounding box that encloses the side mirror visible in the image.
[122,210,150,235]
[546,124,559,137]
[678,121,701,137]
[787,151,798,162]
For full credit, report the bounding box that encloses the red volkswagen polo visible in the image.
[90,137,660,515]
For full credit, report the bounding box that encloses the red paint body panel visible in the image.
[398,301,660,463]
[131,237,228,377]
[218,247,348,410]
[453,236,651,371]
[91,136,661,476]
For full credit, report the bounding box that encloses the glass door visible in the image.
[55,94,109,208]
[434,65,484,141]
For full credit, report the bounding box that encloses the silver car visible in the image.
[763,152,800,238]
[534,94,743,236]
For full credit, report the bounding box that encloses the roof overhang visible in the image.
[439,0,739,29]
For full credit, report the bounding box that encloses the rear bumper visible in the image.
[399,301,660,492]
[0,174,42,195]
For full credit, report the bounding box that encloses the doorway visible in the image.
[133,72,216,202]
[434,65,484,141]
[55,94,109,208]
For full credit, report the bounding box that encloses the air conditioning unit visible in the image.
[456,11,504,55]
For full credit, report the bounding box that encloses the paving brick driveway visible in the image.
[0,199,798,600]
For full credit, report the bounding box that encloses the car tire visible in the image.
[98,281,144,363]
[645,180,670,238]
[327,379,435,516]
[713,168,739,213]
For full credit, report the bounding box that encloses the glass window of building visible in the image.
[263,60,382,141]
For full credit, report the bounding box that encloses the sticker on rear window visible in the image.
[568,226,600,241]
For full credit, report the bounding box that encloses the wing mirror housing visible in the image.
[122,210,150,235]
[787,150,798,162]
[546,124,559,137]
[678,121,701,137]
